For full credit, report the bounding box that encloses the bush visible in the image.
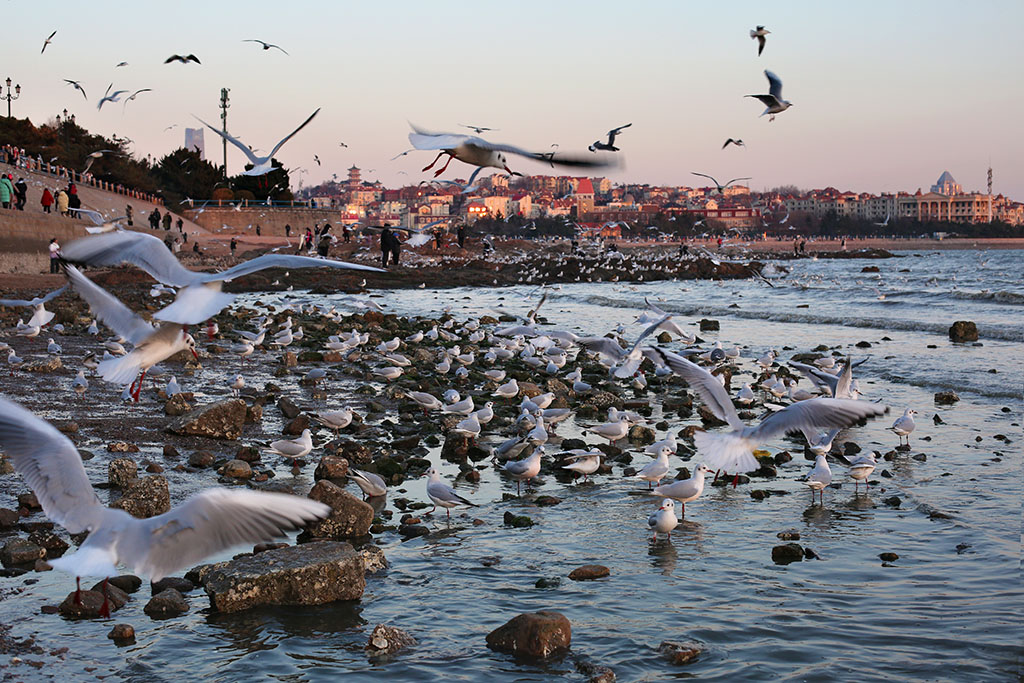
[235,190,255,201]
[212,187,234,201]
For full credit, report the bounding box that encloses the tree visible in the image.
[152,148,223,208]
[228,159,293,202]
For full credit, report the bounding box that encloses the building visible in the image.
[346,165,362,190]
[184,128,205,160]
[574,178,595,215]
[897,191,992,223]
[931,171,962,196]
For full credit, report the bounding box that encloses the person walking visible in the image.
[150,207,161,229]
[162,212,172,231]
[125,203,133,226]
[230,237,237,258]
[434,229,443,249]
[14,178,27,210]
[342,225,351,243]
[56,188,69,216]
[457,223,467,249]
[0,174,13,209]
[40,187,53,213]
[255,224,261,237]
[48,238,61,274]
[176,217,184,233]
[317,231,332,257]
[380,228,395,267]
[285,223,291,238]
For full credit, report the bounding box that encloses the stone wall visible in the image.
[183,207,342,237]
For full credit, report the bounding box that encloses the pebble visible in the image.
[568,564,609,581]
[107,624,135,643]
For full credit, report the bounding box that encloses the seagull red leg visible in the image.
[422,152,444,172]
[98,578,110,618]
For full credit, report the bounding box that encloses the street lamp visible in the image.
[2,77,21,118]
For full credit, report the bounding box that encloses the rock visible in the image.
[27,530,68,558]
[305,480,374,539]
[398,524,429,538]
[698,319,719,331]
[628,425,656,445]
[861,265,880,273]
[883,496,902,508]
[107,442,140,453]
[587,390,624,410]
[204,541,365,613]
[534,496,562,507]
[109,575,143,593]
[151,577,195,594]
[0,508,19,530]
[188,450,216,468]
[90,582,130,610]
[59,589,122,618]
[776,530,800,541]
[327,439,372,465]
[577,661,616,683]
[657,331,672,344]
[144,588,189,618]
[166,398,247,440]
[359,545,388,574]
[934,391,959,405]
[111,475,171,519]
[440,432,472,462]
[282,351,298,367]
[879,552,899,562]
[503,512,534,528]
[312,456,350,483]
[485,611,571,659]
[108,458,138,488]
[1,538,46,567]
[535,577,561,589]
[17,492,40,509]
[25,356,62,373]
[771,543,805,565]
[162,444,181,458]
[659,641,702,665]
[366,623,416,657]
[107,624,136,643]
[855,341,872,348]
[220,459,252,479]
[568,564,609,581]
[948,321,978,343]
[277,397,301,419]
[164,393,193,416]
[283,415,310,435]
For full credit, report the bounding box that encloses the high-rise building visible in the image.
[184,128,205,160]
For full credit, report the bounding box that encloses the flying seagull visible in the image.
[41,30,56,54]
[314,155,321,166]
[589,123,632,152]
[722,138,745,149]
[122,88,152,110]
[339,141,348,148]
[750,26,770,56]
[97,86,129,111]
[691,172,752,193]
[408,124,617,178]
[460,124,497,134]
[164,54,201,65]
[115,61,129,68]
[83,149,120,174]
[195,108,320,176]
[64,79,87,100]
[746,70,793,122]
[68,208,128,234]
[243,39,289,55]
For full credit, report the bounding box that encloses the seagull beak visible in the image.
[191,348,199,361]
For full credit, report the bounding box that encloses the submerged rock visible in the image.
[485,611,571,659]
[166,398,247,440]
[771,543,804,565]
[568,564,610,581]
[659,640,702,665]
[948,321,978,342]
[107,623,136,643]
[366,623,416,657]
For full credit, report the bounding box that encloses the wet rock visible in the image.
[1,538,46,567]
[861,265,880,273]
[803,547,820,560]
[0,508,18,530]
[883,496,902,508]
[568,564,609,581]
[108,458,137,488]
[659,641,702,665]
[485,611,571,659]
[327,439,372,465]
[107,624,136,644]
[698,319,719,331]
[27,530,68,558]
[109,575,143,593]
[535,577,561,589]
[245,403,263,424]
[948,321,978,343]
[164,394,193,416]
[145,461,164,474]
[59,589,122,618]
[145,588,189,618]
[503,512,534,528]
[398,524,429,538]
[57,422,78,434]
[314,455,350,482]
[111,475,170,519]
[107,442,140,454]
[283,415,310,435]
[391,435,420,450]
[934,391,959,405]
[166,399,247,440]
[879,552,899,562]
[771,543,804,565]
[441,432,472,462]
[90,582,130,610]
[366,623,416,657]
[577,661,616,683]
[162,444,180,458]
[150,576,195,594]
[282,351,298,367]
[776,530,800,541]
[17,492,40,510]
[628,425,656,445]
[697,405,728,427]
[204,541,365,613]
[587,390,624,410]
[304,480,374,539]
[220,459,252,479]
[912,453,927,462]
[278,397,301,419]
[535,496,562,507]
[25,356,62,373]
[657,331,672,344]
[359,545,388,574]
[188,450,216,468]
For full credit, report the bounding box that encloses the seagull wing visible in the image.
[577,336,627,361]
[202,253,384,283]
[691,171,721,187]
[787,361,839,396]
[724,177,752,188]
[749,398,885,444]
[628,314,673,353]
[62,231,201,287]
[119,489,329,582]
[647,348,744,429]
[64,265,155,345]
[746,94,780,108]
[764,70,784,100]
[0,398,105,534]
[68,207,105,225]
[408,129,474,151]
[834,357,854,399]
[267,108,320,159]
[194,115,259,165]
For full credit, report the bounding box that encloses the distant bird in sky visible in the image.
[164,54,200,65]
[460,124,497,134]
[589,123,632,152]
[64,79,87,100]
[314,155,321,166]
[746,69,793,122]
[722,138,745,149]
[691,172,752,193]
[164,124,178,131]
[122,88,152,110]
[195,108,320,176]
[97,85,129,111]
[41,30,56,54]
[243,39,289,55]
[409,125,616,178]
[750,25,770,56]
[338,141,348,148]
[115,61,129,68]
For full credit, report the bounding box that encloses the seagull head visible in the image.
[659,499,675,511]
[183,332,199,360]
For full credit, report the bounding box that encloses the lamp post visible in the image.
[219,87,230,177]
[2,78,21,117]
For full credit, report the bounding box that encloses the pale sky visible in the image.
[4,0,1022,198]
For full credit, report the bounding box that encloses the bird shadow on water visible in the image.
[801,504,837,529]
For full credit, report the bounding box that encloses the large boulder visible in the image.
[108,458,138,488]
[304,481,374,539]
[486,611,571,659]
[203,541,365,613]
[166,398,247,440]
[313,455,349,482]
[948,321,978,342]
[1,538,46,567]
[112,475,171,519]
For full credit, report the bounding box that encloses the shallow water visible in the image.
[1,249,1021,681]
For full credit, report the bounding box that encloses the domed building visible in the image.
[930,171,962,196]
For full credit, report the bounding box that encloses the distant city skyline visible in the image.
[2,1,1021,198]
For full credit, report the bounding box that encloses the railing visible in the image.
[183,198,329,210]
[1,148,164,205]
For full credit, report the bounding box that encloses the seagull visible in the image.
[589,123,632,152]
[312,408,355,433]
[64,266,198,401]
[635,445,672,489]
[647,499,679,541]
[805,454,832,504]
[314,155,321,166]
[82,149,121,174]
[425,467,476,518]
[586,414,630,443]
[72,370,89,397]
[561,449,601,483]
[750,25,770,56]
[408,124,616,178]
[406,391,444,413]
[577,313,673,379]
[0,397,328,617]
[722,138,745,149]
[41,30,57,54]
[64,79,88,100]
[115,61,129,68]
[501,447,542,495]
[746,70,793,122]
[691,172,752,194]
[229,374,245,397]
[164,54,201,64]
[243,39,289,55]
[46,338,62,355]
[847,453,877,493]
[649,348,887,484]
[348,469,387,499]
[122,88,152,110]
[68,208,127,233]
[195,108,319,176]
[0,285,67,328]
[460,124,497,134]
[874,213,891,227]
[494,378,520,399]
[653,465,710,514]
[890,408,917,446]
[265,429,314,464]
[97,86,130,111]
[60,230,382,325]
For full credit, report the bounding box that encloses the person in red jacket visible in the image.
[40,188,54,213]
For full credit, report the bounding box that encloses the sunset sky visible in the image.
[4,0,1022,197]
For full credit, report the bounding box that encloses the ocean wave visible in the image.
[950,290,1024,305]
